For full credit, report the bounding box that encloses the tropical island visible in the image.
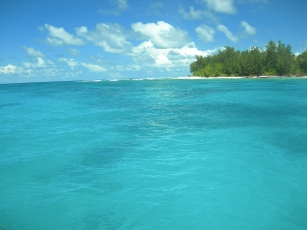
[189,40,307,78]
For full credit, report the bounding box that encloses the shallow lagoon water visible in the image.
[1,78,307,229]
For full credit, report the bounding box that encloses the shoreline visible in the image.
[176,76,307,80]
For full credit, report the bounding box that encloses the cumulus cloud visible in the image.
[22,57,47,69]
[22,46,44,57]
[172,42,217,57]
[217,24,239,42]
[0,64,30,75]
[178,5,218,23]
[200,0,236,14]
[240,21,257,37]
[195,25,215,42]
[1,62,61,78]
[131,21,190,48]
[0,64,18,74]
[132,41,217,67]
[58,58,78,70]
[44,24,84,46]
[75,23,131,53]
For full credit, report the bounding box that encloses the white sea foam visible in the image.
[212,76,244,79]
[174,76,203,80]
[81,79,102,82]
[174,76,245,80]
[132,78,144,81]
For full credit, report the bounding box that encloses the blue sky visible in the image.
[0,0,306,83]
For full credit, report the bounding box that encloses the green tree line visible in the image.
[190,40,307,77]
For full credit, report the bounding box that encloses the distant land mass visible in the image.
[189,40,307,78]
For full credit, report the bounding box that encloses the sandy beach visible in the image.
[175,76,307,80]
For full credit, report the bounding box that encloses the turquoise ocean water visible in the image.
[1,78,307,229]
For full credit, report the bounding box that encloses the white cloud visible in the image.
[0,62,62,79]
[44,24,84,46]
[172,42,217,57]
[75,23,131,53]
[58,58,105,72]
[0,64,17,74]
[217,24,239,42]
[132,41,217,67]
[179,6,204,20]
[22,46,44,57]
[81,63,106,72]
[67,48,81,56]
[58,58,78,69]
[195,25,215,42]
[131,21,190,48]
[240,21,257,37]
[135,44,166,66]
[200,0,236,14]
[22,57,47,68]
[178,6,219,23]
[0,64,29,75]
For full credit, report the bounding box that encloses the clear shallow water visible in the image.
[1,78,307,230]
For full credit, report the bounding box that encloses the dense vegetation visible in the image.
[190,40,307,77]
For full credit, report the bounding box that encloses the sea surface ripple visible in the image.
[1,78,307,229]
